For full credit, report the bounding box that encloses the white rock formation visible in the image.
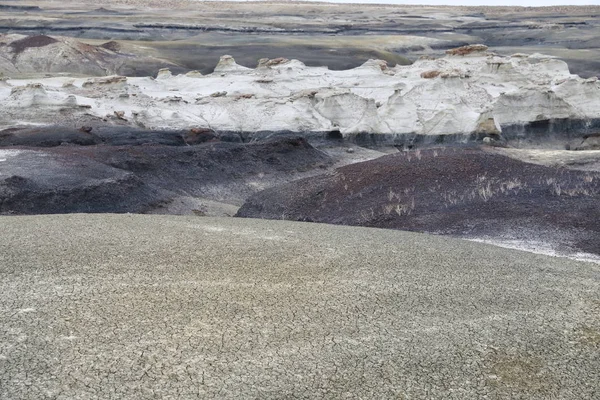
[8,83,78,108]
[2,46,600,137]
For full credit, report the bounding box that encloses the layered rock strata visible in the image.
[2,47,599,143]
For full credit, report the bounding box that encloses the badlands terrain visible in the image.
[1,1,600,398]
[1,215,599,399]
[2,1,600,77]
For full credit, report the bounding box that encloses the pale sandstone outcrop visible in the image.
[2,48,600,137]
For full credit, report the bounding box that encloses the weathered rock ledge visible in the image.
[2,46,600,146]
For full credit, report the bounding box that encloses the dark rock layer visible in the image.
[237,146,600,256]
[0,134,332,214]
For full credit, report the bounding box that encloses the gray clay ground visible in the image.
[1,214,599,399]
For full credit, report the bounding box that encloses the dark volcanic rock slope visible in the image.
[237,146,600,257]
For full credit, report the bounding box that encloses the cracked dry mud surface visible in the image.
[0,215,599,399]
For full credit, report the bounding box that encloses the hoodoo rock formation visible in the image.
[1,47,599,146]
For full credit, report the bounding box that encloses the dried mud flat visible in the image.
[0,214,599,399]
[238,146,600,259]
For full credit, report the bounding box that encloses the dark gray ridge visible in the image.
[0,4,41,12]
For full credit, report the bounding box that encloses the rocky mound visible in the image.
[0,149,161,214]
[0,34,179,76]
[2,49,599,147]
[0,135,332,215]
[237,146,600,259]
[445,44,488,56]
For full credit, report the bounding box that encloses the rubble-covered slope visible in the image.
[237,146,600,260]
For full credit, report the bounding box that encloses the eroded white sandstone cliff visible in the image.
[2,46,599,137]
